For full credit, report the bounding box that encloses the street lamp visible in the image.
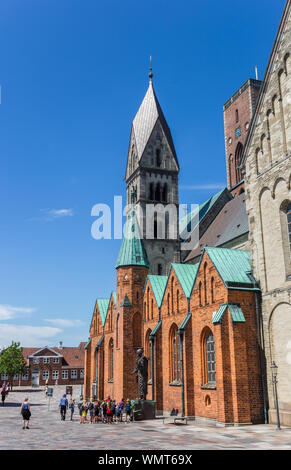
[270,361,281,430]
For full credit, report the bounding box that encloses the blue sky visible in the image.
[0,0,285,347]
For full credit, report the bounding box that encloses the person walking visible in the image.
[59,394,68,421]
[20,398,31,429]
[88,400,94,423]
[125,399,131,423]
[1,384,7,407]
[69,398,75,421]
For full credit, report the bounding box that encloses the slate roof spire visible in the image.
[130,71,178,166]
[115,207,149,269]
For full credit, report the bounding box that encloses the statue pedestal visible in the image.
[133,399,156,420]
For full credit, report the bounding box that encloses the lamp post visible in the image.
[270,361,281,430]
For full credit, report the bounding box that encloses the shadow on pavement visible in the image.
[0,403,46,407]
[10,389,44,393]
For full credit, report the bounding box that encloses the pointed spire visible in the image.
[115,209,149,269]
[149,55,153,82]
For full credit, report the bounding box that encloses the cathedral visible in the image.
[84,0,291,426]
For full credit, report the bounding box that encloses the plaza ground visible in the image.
[0,386,290,450]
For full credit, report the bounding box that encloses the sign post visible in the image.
[47,387,53,411]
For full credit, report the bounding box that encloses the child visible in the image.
[69,398,75,421]
[125,399,131,423]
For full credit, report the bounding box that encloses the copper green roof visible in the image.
[150,320,162,338]
[84,338,91,350]
[96,298,110,326]
[97,334,104,348]
[146,275,168,308]
[178,312,192,332]
[171,263,199,298]
[115,210,149,269]
[179,188,231,239]
[204,246,258,290]
[212,303,246,324]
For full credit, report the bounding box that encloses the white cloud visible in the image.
[181,184,226,190]
[0,324,61,348]
[0,304,35,321]
[27,208,74,222]
[44,318,84,328]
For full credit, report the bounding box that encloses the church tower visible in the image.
[125,70,180,275]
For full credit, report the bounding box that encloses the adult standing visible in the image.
[59,394,68,421]
[20,398,31,429]
[1,383,7,406]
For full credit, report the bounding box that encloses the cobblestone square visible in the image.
[0,386,291,450]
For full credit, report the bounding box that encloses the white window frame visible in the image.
[33,358,40,364]
[52,370,59,380]
[80,369,84,378]
[62,370,68,380]
[1,374,8,380]
[42,370,49,380]
[43,357,50,364]
[22,372,29,381]
[71,370,77,379]
[53,357,59,364]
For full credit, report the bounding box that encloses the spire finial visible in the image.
[149,55,153,82]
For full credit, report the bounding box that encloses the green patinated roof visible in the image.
[97,334,104,348]
[171,263,199,298]
[204,246,257,290]
[96,298,110,326]
[84,338,91,350]
[212,303,246,324]
[115,210,149,269]
[146,275,168,308]
[150,320,162,338]
[179,188,231,239]
[178,312,192,332]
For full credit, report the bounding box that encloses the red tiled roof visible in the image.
[22,342,85,367]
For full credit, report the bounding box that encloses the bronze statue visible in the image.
[129,348,148,399]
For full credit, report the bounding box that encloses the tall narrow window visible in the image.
[169,324,181,383]
[116,314,119,348]
[199,281,202,307]
[149,182,154,200]
[155,182,161,201]
[156,149,161,167]
[151,298,154,320]
[235,142,243,183]
[144,302,146,322]
[203,263,207,305]
[108,338,114,381]
[211,277,215,303]
[167,293,170,315]
[162,184,168,202]
[171,277,174,314]
[235,109,239,123]
[157,263,162,275]
[206,333,216,383]
[176,290,179,313]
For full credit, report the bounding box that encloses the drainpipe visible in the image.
[95,346,99,399]
[178,330,185,417]
[248,272,268,424]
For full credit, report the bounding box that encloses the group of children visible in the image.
[69,396,135,424]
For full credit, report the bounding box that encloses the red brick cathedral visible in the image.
[84,72,266,425]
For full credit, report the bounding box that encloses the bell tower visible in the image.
[125,70,180,275]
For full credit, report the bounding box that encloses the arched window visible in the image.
[156,149,161,167]
[211,277,215,303]
[136,291,139,304]
[155,182,161,201]
[199,281,202,307]
[162,184,168,202]
[167,293,170,315]
[201,328,216,385]
[132,313,142,348]
[169,324,181,383]
[149,182,154,200]
[235,142,243,183]
[116,314,119,348]
[171,277,174,314]
[151,298,153,320]
[144,302,146,322]
[176,290,179,313]
[228,154,233,187]
[235,109,239,123]
[203,263,207,305]
[108,338,114,381]
[147,288,150,321]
